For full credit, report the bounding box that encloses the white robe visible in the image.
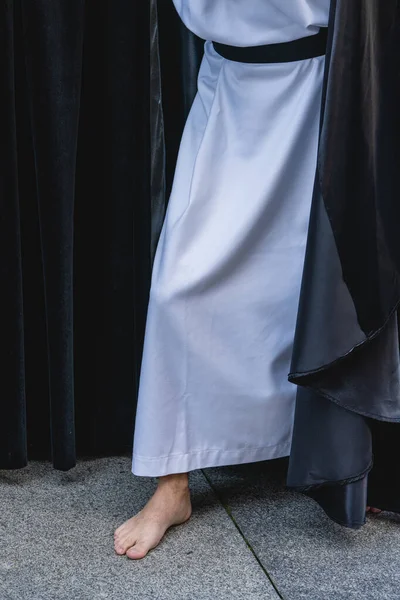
[132,0,330,477]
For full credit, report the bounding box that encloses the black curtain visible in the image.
[1,0,202,471]
[1,0,150,471]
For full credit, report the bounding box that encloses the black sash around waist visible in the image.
[212,28,328,64]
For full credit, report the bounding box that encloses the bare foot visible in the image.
[366,506,382,514]
[114,473,192,560]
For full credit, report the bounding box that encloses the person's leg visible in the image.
[114,473,191,559]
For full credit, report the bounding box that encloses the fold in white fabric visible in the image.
[132,0,330,477]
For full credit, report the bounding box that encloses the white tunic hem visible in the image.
[132,441,291,477]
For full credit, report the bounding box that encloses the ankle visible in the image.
[157,473,189,492]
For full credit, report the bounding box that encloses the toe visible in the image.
[114,537,125,554]
[114,533,136,555]
[114,536,128,555]
[126,542,150,560]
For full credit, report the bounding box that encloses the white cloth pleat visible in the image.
[132,0,330,477]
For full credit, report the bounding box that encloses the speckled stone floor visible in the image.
[1,457,399,600]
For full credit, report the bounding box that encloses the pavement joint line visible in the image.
[201,469,286,600]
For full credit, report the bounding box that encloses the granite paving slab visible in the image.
[205,460,400,600]
[0,457,279,600]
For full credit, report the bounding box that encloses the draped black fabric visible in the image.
[287,0,400,526]
[156,1,203,197]
[1,0,154,470]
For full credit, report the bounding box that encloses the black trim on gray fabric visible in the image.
[287,461,373,494]
[289,299,400,381]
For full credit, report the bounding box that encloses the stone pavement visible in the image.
[1,457,399,600]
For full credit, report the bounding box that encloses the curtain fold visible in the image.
[150,0,166,264]
[156,0,203,197]
[1,0,27,469]
[21,0,86,471]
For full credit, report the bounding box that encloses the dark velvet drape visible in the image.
[1,0,154,470]
[156,1,203,196]
[1,0,202,471]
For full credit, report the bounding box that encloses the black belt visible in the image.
[212,28,328,64]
